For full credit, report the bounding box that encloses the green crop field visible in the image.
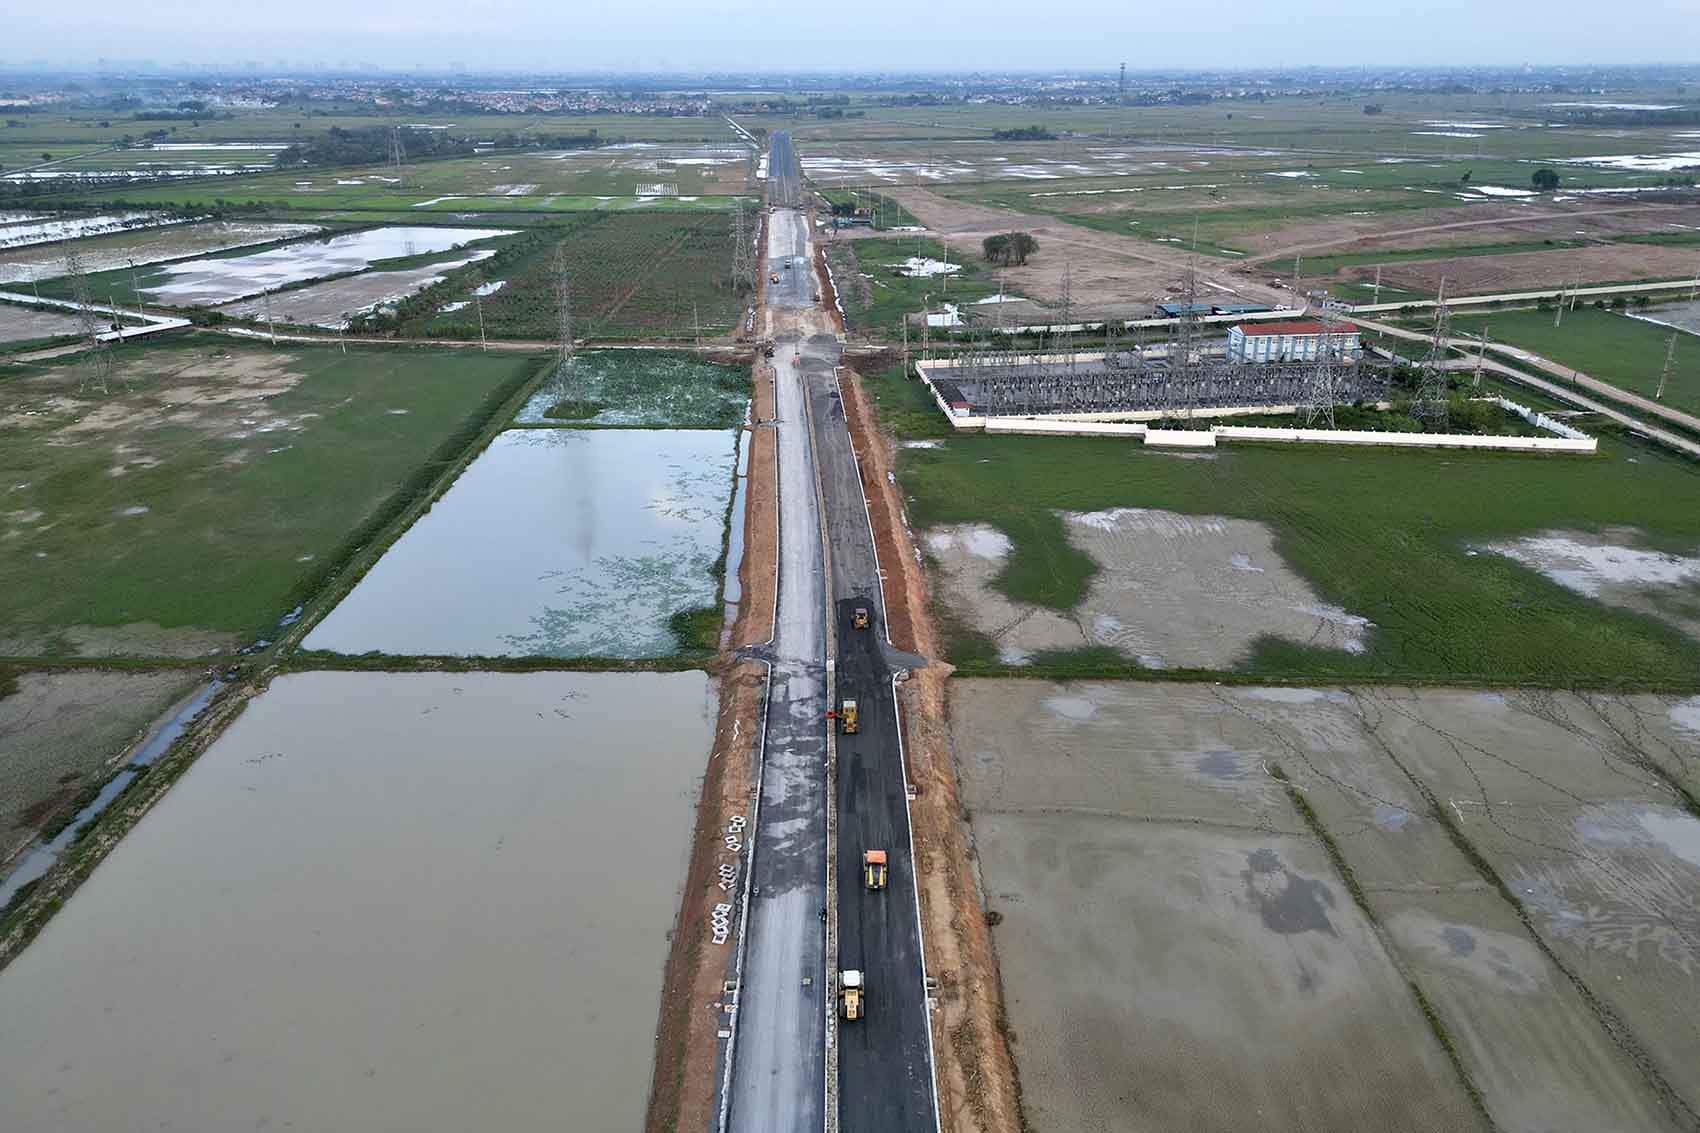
[397,211,745,340]
[1450,306,1700,417]
[0,338,546,659]
[31,149,752,215]
[865,368,1700,686]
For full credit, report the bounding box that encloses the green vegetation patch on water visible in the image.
[513,349,750,427]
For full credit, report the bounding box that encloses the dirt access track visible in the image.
[1241,200,1700,266]
[643,344,774,1133]
[884,186,1285,317]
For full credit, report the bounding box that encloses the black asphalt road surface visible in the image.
[807,374,937,1132]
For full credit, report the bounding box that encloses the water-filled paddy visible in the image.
[303,427,735,657]
[142,226,514,305]
[0,670,713,1131]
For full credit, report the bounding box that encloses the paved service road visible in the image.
[726,133,829,1133]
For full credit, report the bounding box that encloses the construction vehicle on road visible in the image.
[769,271,779,284]
[839,698,859,734]
[852,606,869,630]
[863,849,887,890]
[840,970,864,1020]
[761,339,775,358]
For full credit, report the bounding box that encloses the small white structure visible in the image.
[1228,320,1361,363]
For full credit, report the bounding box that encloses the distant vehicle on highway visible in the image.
[853,607,869,629]
[770,271,779,283]
[839,698,859,734]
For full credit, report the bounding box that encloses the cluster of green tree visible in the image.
[132,109,234,122]
[274,125,480,168]
[485,129,606,149]
[991,126,1055,141]
[982,231,1039,266]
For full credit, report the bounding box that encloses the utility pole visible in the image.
[694,301,701,349]
[476,291,488,352]
[901,315,910,377]
[1372,264,1382,307]
[1658,330,1678,400]
[265,291,277,344]
[921,292,931,362]
[128,258,144,323]
[1473,328,1488,388]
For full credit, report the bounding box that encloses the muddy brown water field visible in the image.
[0,669,714,1131]
[953,679,1700,1133]
[0,668,198,873]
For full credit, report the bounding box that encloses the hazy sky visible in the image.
[6,0,1700,72]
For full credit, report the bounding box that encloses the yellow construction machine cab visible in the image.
[840,970,864,1021]
[840,698,859,734]
[863,849,888,890]
[852,607,870,630]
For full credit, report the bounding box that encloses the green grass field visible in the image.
[827,236,995,335]
[0,338,547,658]
[865,368,1700,686]
[1450,306,1700,417]
[398,211,745,340]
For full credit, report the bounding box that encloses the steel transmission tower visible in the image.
[389,126,406,184]
[64,246,114,394]
[1413,278,1452,429]
[731,204,755,295]
[1299,300,1347,428]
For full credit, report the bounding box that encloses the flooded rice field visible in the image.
[953,679,1700,1132]
[0,301,84,342]
[0,220,320,284]
[142,226,515,305]
[0,670,713,1131]
[217,248,495,328]
[0,212,172,249]
[304,428,736,657]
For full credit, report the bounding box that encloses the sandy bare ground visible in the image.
[925,510,1370,669]
[1242,202,1700,266]
[0,668,198,871]
[885,186,1285,316]
[1351,242,1700,297]
[840,369,1024,1133]
[0,304,83,343]
[953,679,1700,1132]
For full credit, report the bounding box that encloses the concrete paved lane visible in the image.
[726,130,830,1133]
[726,325,829,1133]
[807,374,938,1133]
